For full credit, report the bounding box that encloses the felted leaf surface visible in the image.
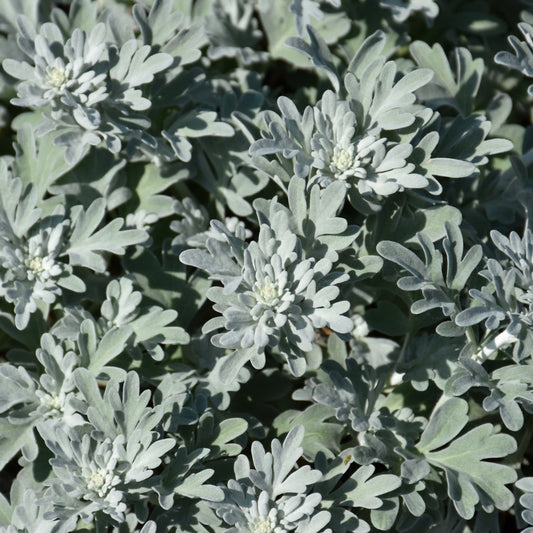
[273,404,342,460]
[66,198,148,271]
[416,397,517,519]
[333,464,401,509]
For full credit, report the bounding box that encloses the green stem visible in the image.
[465,325,477,348]
[382,329,413,393]
[396,329,412,371]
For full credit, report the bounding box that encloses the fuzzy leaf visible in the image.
[417,397,517,519]
[66,198,148,271]
[339,465,401,509]
[87,325,133,374]
[285,25,339,91]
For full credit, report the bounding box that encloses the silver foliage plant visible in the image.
[0,0,532,532]
[180,176,356,382]
[213,426,331,532]
[249,28,493,215]
[3,13,172,163]
[0,160,147,329]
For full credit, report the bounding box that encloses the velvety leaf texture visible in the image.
[0,0,530,531]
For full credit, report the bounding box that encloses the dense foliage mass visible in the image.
[1,0,533,531]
